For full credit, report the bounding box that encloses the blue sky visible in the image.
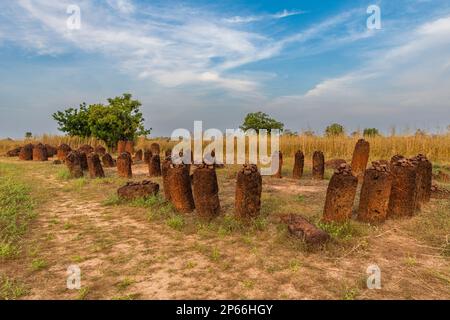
[1,0,450,138]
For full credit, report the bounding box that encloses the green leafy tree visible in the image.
[240,112,284,133]
[363,128,380,137]
[325,123,345,137]
[25,132,33,139]
[52,93,151,149]
[52,103,91,138]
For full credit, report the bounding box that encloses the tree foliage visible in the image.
[52,93,151,149]
[363,128,380,137]
[240,112,284,133]
[325,123,345,137]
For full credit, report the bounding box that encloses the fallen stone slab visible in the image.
[282,214,330,246]
[117,180,160,201]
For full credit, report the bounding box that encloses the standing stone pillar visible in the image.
[235,164,262,219]
[117,152,132,178]
[65,151,84,178]
[410,154,432,208]
[192,164,220,218]
[102,153,116,167]
[168,164,195,213]
[134,149,143,161]
[387,158,417,218]
[351,139,370,181]
[323,164,358,222]
[32,143,48,161]
[312,151,325,180]
[357,162,392,224]
[293,150,304,179]
[149,154,162,177]
[273,151,283,178]
[19,144,34,161]
[87,153,105,178]
[57,144,72,162]
[161,156,172,200]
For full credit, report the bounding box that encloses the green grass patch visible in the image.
[0,164,36,260]
[0,275,28,300]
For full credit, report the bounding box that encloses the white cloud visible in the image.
[106,0,135,14]
[224,9,305,24]
[266,15,450,132]
[0,0,365,94]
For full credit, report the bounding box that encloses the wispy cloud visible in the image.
[266,15,450,132]
[0,1,372,94]
[224,9,306,24]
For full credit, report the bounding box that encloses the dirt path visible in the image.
[1,159,449,299]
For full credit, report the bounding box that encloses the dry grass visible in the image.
[0,155,449,300]
[2,134,450,163]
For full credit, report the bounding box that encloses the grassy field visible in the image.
[2,133,450,163]
[0,154,449,300]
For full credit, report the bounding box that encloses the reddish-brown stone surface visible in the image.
[134,149,143,161]
[161,156,172,201]
[167,164,195,213]
[410,154,432,207]
[117,180,159,200]
[323,164,358,222]
[143,150,152,164]
[387,158,417,218]
[351,139,370,181]
[293,150,305,179]
[117,152,132,178]
[151,143,160,155]
[65,151,84,178]
[312,151,325,180]
[192,164,220,218]
[125,141,134,154]
[78,152,88,171]
[6,147,21,157]
[102,153,116,167]
[87,153,105,178]
[57,144,72,162]
[235,164,262,219]
[78,144,94,154]
[117,140,127,154]
[19,144,34,161]
[282,214,330,246]
[273,151,283,178]
[94,145,106,156]
[357,161,392,224]
[148,154,162,177]
[45,144,57,157]
[32,143,48,161]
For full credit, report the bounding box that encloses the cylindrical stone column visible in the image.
[192,164,220,218]
[87,153,105,178]
[323,164,358,222]
[102,153,116,167]
[357,162,393,224]
[312,151,325,180]
[134,149,143,161]
[65,151,84,178]
[149,154,162,177]
[235,164,262,219]
[161,156,172,201]
[293,150,304,179]
[117,152,132,178]
[32,143,48,161]
[351,139,370,181]
[19,144,34,161]
[272,151,283,178]
[57,144,72,162]
[168,164,195,213]
[387,158,417,218]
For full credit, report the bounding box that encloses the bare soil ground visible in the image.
[0,157,449,300]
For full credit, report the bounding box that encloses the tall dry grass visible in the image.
[1,134,450,163]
